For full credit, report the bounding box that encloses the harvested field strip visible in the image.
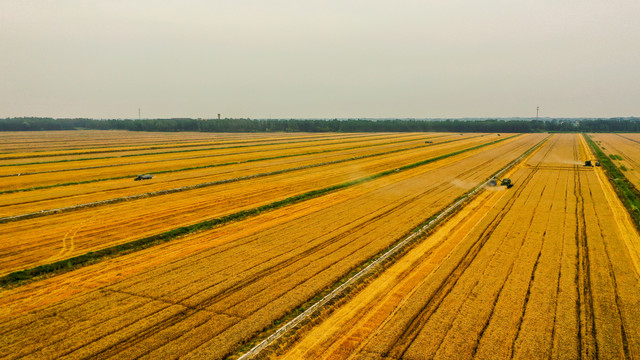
[278,134,640,360]
[0,133,452,193]
[0,134,545,360]
[0,134,520,282]
[0,133,416,172]
[0,134,477,220]
[0,131,360,158]
[0,133,427,167]
[0,135,451,215]
[0,133,413,178]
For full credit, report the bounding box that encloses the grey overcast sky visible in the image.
[1,1,639,119]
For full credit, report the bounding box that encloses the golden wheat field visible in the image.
[279,134,640,360]
[1,131,638,360]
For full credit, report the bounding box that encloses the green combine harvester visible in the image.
[488,177,513,189]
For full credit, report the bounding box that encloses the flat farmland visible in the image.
[0,131,548,359]
[280,134,640,359]
[0,132,441,212]
[0,132,510,275]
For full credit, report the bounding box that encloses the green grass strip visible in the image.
[585,134,640,230]
[0,134,517,288]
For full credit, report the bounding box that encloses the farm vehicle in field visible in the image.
[584,160,600,167]
[134,174,153,181]
[488,177,513,189]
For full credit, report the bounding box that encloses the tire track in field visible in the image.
[471,170,555,358]
[575,143,598,359]
[372,137,554,359]
[416,152,550,358]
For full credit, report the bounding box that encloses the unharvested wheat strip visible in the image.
[474,168,565,359]
[510,168,573,359]
[421,170,551,359]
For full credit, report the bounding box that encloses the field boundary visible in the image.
[235,134,550,360]
[0,135,518,288]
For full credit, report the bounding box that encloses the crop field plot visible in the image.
[280,134,640,360]
[1,131,638,360]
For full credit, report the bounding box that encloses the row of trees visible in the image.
[1,117,640,133]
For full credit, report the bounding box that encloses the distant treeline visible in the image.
[2,117,640,133]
